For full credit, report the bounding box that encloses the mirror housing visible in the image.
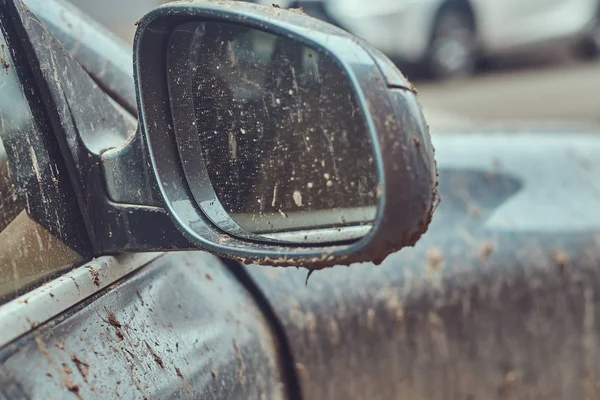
[128,1,438,267]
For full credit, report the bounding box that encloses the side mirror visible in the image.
[126,1,437,267]
[4,0,438,268]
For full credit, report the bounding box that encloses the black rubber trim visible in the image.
[223,258,303,400]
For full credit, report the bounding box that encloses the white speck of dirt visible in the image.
[307,182,314,189]
[240,128,246,134]
[275,98,281,105]
[293,191,303,207]
[323,173,331,180]
[288,90,294,95]
[326,180,333,188]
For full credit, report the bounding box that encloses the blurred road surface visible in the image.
[416,59,600,132]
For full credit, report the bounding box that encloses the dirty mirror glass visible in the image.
[167,22,379,244]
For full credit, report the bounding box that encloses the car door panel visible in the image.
[0,251,293,400]
[245,131,600,400]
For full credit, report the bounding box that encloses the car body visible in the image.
[0,1,600,400]
[262,0,600,78]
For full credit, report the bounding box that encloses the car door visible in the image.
[472,0,595,52]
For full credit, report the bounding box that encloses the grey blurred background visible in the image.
[66,0,600,132]
[66,0,164,42]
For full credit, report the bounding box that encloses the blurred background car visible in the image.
[65,0,600,137]
[260,0,600,80]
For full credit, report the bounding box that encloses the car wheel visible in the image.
[425,8,476,80]
[575,13,600,60]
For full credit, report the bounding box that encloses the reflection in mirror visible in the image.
[167,21,379,243]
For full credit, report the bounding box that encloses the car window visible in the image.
[0,29,83,303]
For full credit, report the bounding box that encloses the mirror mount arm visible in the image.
[101,127,163,207]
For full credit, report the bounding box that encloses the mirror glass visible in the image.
[167,21,379,243]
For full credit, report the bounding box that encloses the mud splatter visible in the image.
[145,341,164,369]
[106,310,122,328]
[1,44,9,72]
[366,308,376,331]
[87,267,100,286]
[175,367,193,396]
[233,340,246,386]
[426,247,444,270]
[481,242,494,261]
[327,319,341,345]
[136,290,145,306]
